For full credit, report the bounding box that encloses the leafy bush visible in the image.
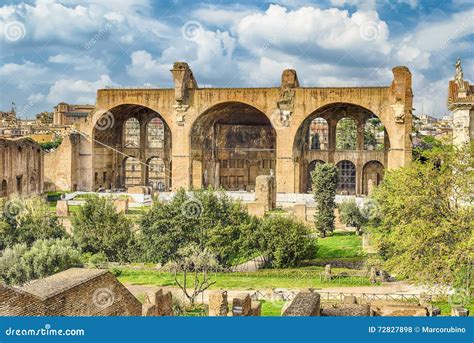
[0,196,66,249]
[0,238,82,285]
[72,195,133,262]
[39,137,62,152]
[311,163,338,237]
[140,188,258,267]
[338,200,366,234]
[255,216,317,268]
[81,252,108,268]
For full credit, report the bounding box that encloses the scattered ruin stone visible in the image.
[380,270,390,282]
[142,288,173,316]
[321,304,370,316]
[323,264,332,281]
[426,305,441,316]
[113,198,129,214]
[451,307,469,317]
[209,291,228,316]
[370,301,428,316]
[281,291,320,316]
[369,267,377,284]
[232,293,251,316]
[343,295,357,304]
[56,200,69,217]
[250,301,262,316]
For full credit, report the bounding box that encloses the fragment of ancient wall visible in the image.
[0,138,43,197]
[51,63,413,194]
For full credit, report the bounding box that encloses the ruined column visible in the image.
[209,291,228,316]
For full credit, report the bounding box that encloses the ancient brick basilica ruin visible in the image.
[48,63,413,195]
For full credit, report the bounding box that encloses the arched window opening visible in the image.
[147,118,164,148]
[124,118,140,148]
[336,118,357,150]
[336,160,356,195]
[309,118,329,150]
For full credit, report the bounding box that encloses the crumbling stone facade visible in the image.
[46,63,412,195]
[0,268,141,316]
[0,137,43,197]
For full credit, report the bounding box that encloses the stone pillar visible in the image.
[323,264,332,281]
[209,291,228,317]
[232,293,251,316]
[250,301,262,316]
[56,200,69,217]
[113,198,129,214]
[255,174,276,212]
[451,307,469,317]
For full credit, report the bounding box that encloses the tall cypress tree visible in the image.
[311,163,338,237]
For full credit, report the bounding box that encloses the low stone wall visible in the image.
[321,304,370,316]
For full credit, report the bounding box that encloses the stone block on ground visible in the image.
[321,304,370,316]
[232,293,251,316]
[113,198,129,214]
[343,295,357,304]
[250,301,262,316]
[451,307,469,317]
[281,291,320,316]
[56,200,69,217]
[370,302,428,316]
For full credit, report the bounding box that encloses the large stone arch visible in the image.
[91,104,172,191]
[189,101,277,190]
[292,102,389,194]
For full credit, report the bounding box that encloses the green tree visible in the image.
[0,238,82,285]
[72,195,133,262]
[338,200,366,235]
[255,216,316,268]
[413,135,445,162]
[370,143,473,287]
[336,118,357,150]
[312,163,338,237]
[0,196,66,249]
[140,188,258,267]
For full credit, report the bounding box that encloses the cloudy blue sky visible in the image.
[0,0,472,119]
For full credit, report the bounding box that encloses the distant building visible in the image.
[0,137,43,197]
[53,102,94,126]
[447,58,474,146]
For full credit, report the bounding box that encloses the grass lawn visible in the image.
[315,232,363,259]
[116,266,373,290]
[260,300,286,316]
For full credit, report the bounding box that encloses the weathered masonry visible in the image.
[0,137,43,197]
[62,63,413,195]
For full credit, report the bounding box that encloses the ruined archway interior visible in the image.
[191,102,276,191]
[92,104,171,191]
[293,103,390,195]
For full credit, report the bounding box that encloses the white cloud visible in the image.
[46,74,116,104]
[27,93,45,103]
[237,5,391,60]
[48,53,108,73]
